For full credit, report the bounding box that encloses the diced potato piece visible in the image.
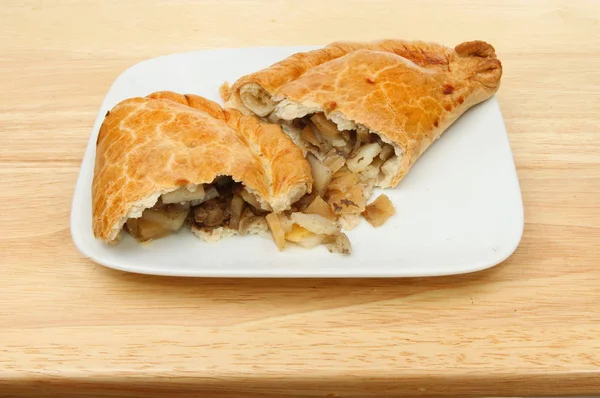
[362,194,396,227]
[266,213,286,251]
[295,234,327,249]
[125,218,142,240]
[381,157,399,179]
[331,167,353,178]
[370,157,385,170]
[190,185,219,206]
[307,154,333,196]
[126,218,171,242]
[327,185,366,215]
[328,168,360,192]
[361,160,383,181]
[240,188,260,208]
[300,124,321,147]
[339,214,361,230]
[361,166,378,182]
[141,204,189,231]
[290,212,340,235]
[278,214,294,233]
[326,233,352,255]
[161,185,205,204]
[285,224,312,242]
[363,178,375,196]
[229,194,245,230]
[379,144,394,161]
[310,113,342,141]
[304,195,336,220]
[204,185,219,200]
[323,153,346,174]
[372,194,395,214]
[335,139,354,157]
[330,137,349,148]
[346,143,383,173]
[310,124,345,148]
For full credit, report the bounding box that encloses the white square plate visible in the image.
[71,46,523,277]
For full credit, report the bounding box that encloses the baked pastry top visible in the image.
[224,40,502,186]
[92,92,312,242]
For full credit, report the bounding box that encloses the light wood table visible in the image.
[1,0,599,396]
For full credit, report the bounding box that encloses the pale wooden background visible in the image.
[1,0,599,397]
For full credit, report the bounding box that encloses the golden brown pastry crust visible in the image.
[92,92,312,242]
[225,40,502,186]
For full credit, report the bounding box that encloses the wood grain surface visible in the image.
[1,0,599,396]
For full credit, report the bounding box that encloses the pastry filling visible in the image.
[278,112,400,229]
[125,177,270,243]
[123,176,354,254]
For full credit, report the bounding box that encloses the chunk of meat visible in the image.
[193,198,230,228]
